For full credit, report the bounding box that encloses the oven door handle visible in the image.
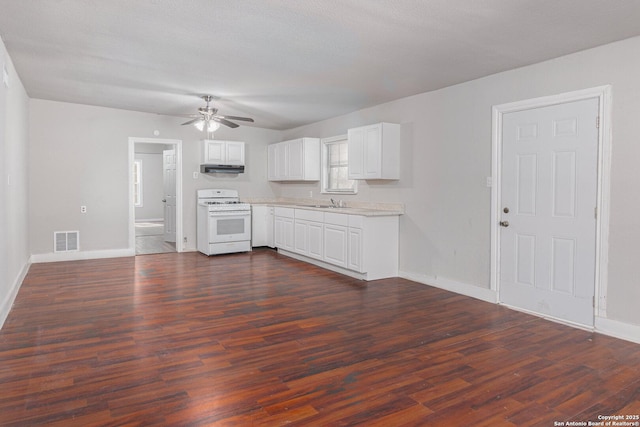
[208,211,251,217]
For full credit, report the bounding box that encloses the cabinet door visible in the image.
[283,217,295,251]
[276,143,288,179]
[294,220,309,255]
[287,139,304,180]
[274,216,286,248]
[226,141,245,164]
[251,205,268,247]
[363,126,382,179]
[348,227,364,272]
[323,224,348,267]
[266,208,275,248]
[308,221,324,260]
[267,145,277,181]
[348,128,365,179]
[203,140,226,164]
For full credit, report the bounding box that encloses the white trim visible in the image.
[502,303,595,332]
[0,259,31,330]
[399,271,498,304]
[595,317,640,345]
[490,85,612,320]
[30,248,135,263]
[135,218,164,223]
[133,159,143,207]
[128,137,183,253]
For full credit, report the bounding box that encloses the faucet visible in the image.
[330,198,337,207]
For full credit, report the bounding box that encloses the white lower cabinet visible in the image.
[323,224,348,268]
[347,227,363,272]
[251,205,275,248]
[308,222,323,260]
[293,209,324,260]
[294,220,309,255]
[274,207,294,251]
[273,207,399,280]
[323,212,349,268]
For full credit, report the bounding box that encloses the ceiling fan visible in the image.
[181,95,254,131]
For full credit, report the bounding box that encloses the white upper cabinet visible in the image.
[267,138,320,181]
[202,140,245,165]
[347,122,400,180]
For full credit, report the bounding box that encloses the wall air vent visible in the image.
[54,231,79,252]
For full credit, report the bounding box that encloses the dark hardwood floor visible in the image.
[1,249,638,426]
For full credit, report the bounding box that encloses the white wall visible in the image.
[279,36,640,328]
[0,37,30,327]
[29,100,281,255]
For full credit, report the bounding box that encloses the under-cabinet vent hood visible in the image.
[200,164,245,174]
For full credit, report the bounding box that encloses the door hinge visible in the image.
[596,116,600,129]
[593,296,596,308]
[594,206,598,219]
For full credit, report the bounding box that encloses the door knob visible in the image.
[162,199,167,202]
[500,220,509,227]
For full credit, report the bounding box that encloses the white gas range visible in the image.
[196,189,252,255]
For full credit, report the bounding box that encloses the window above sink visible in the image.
[321,134,358,194]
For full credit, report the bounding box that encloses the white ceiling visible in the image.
[2,1,640,130]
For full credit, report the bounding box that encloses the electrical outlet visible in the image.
[193,172,199,179]
[486,177,493,187]
[309,190,313,198]
[80,206,87,213]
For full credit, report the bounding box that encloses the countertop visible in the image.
[247,199,404,217]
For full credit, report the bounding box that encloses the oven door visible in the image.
[208,210,252,243]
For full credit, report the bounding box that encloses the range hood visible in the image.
[200,164,245,174]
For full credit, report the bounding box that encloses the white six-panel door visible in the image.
[500,98,599,326]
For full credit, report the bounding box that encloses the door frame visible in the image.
[128,137,183,253]
[490,86,612,322]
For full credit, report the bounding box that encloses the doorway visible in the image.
[491,86,612,328]
[128,138,183,255]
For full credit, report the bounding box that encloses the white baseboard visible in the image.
[278,250,367,280]
[135,218,163,223]
[0,258,31,330]
[31,248,135,264]
[399,270,498,304]
[595,317,640,344]
[400,271,640,345]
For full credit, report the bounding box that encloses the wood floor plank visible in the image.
[1,249,639,425]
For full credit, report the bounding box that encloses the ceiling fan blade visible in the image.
[181,118,201,126]
[212,117,239,128]
[217,115,254,122]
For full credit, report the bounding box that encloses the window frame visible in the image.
[320,134,357,195]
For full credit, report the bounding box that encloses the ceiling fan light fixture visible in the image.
[207,120,220,132]
[194,120,205,132]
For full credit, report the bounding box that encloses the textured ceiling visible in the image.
[1,0,640,130]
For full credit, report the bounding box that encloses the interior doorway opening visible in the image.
[128,137,183,255]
